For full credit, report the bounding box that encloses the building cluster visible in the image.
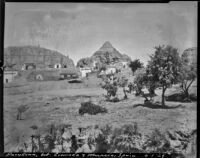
[4,57,130,84]
[4,62,78,84]
[78,60,129,78]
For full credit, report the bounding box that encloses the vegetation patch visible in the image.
[68,79,82,83]
[12,122,196,156]
[79,101,108,115]
[166,93,197,102]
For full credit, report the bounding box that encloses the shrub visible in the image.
[93,124,113,153]
[109,123,144,153]
[17,122,196,155]
[79,101,108,115]
[143,128,171,153]
[95,133,110,153]
[189,93,197,101]
[166,93,197,102]
[68,79,82,83]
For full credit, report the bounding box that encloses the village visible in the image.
[3,2,197,157]
[3,42,197,156]
[3,45,130,84]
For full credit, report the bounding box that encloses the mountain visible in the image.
[4,46,75,70]
[77,41,131,68]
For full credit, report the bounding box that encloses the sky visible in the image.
[4,2,197,65]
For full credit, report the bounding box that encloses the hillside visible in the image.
[182,47,197,65]
[4,46,75,70]
[77,41,131,68]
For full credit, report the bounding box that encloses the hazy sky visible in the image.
[4,2,197,65]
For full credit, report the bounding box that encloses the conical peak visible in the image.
[99,41,114,51]
[102,41,113,48]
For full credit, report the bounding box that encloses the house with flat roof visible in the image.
[59,68,80,80]
[79,67,92,77]
[4,67,18,83]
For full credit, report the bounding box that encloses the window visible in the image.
[6,79,8,83]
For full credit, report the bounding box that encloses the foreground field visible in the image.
[4,79,197,155]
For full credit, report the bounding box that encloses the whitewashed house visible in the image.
[99,67,117,77]
[79,67,92,77]
[121,61,129,68]
[92,61,98,70]
[4,68,18,83]
[105,67,117,74]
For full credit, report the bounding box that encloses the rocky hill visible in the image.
[182,47,197,66]
[4,46,75,70]
[77,41,131,68]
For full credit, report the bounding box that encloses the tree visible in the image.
[77,57,92,68]
[133,68,146,96]
[129,59,144,74]
[146,80,157,96]
[146,45,182,106]
[101,74,118,101]
[179,51,197,101]
[118,76,129,99]
[101,74,130,101]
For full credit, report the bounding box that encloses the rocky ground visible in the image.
[3,76,197,156]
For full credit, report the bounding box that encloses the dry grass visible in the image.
[4,78,197,153]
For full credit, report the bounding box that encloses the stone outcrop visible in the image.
[182,47,197,66]
[4,46,75,70]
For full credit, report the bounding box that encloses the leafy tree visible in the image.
[77,57,93,68]
[133,68,147,96]
[129,59,144,74]
[101,74,130,101]
[146,45,182,106]
[179,51,197,101]
[117,76,129,99]
[101,74,118,101]
[133,67,158,96]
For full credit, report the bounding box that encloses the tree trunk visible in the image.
[183,90,191,102]
[162,87,166,106]
[149,87,156,96]
[182,79,194,101]
[123,87,128,99]
[184,90,189,99]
